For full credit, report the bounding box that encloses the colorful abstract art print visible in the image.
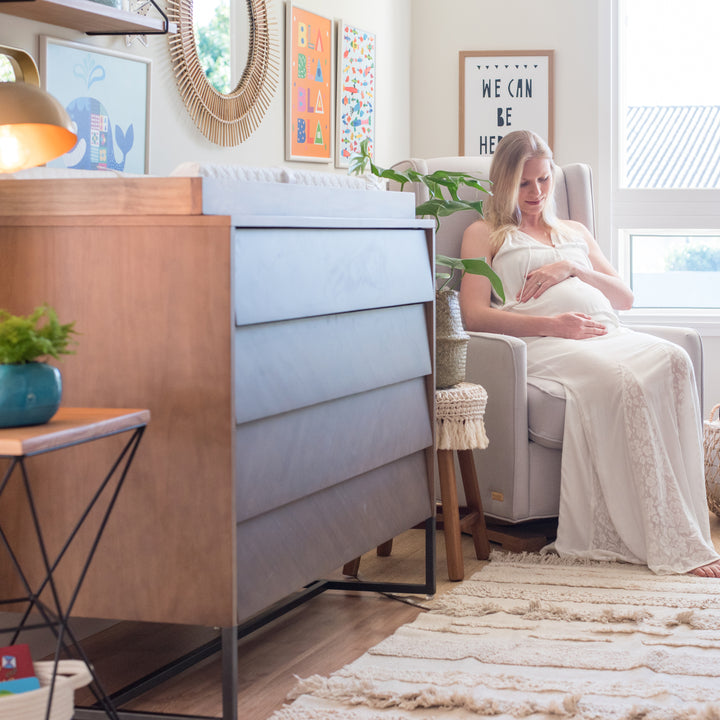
[41,37,150,173]
[285,3,333,162]
[335,22,376,168]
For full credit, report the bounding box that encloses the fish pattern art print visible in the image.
[336,23,376,168]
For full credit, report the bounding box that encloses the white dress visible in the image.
[491,227,719,574]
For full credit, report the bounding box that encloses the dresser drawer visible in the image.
[232,227,433,325]
[233,303,431,424]
[234,377,432,522]
[235,449,433,623]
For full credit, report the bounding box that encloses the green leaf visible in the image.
[433,255,505,301]
[435,254,465,270]
[376,167,413,186]
[348,153,369,176]
[460,258,505,302]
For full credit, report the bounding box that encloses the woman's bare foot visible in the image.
[690,559,720,577]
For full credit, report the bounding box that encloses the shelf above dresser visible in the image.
[0,0,177,34]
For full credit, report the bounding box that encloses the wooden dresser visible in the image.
[0,176,435,628]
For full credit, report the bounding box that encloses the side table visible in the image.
[436,382,490,581]
[0,407,150,720]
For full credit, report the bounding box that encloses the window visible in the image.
[619,0,720,190]
[613,0,720,316]
[629,232,720,308]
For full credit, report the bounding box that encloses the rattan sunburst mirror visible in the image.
[167,0,278,146]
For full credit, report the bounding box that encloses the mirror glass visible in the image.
[0,56,15,82]
[167,0,277,145]
[194,0,250,96]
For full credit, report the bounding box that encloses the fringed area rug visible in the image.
[269,551,720,720]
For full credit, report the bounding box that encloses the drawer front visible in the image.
[233,227,433,325]
[233,304,431,424]
[234,378,432,522]
[235,450,433,624]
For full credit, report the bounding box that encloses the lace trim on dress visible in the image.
[617,351,715,573]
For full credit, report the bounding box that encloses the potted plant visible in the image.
[349,140,505,387]
[0,304,77,427]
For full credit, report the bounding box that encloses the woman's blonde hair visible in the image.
[484,130,564,250]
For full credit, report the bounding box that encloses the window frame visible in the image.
[601,0,720,334]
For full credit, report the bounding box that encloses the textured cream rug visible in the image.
[269,552,720,720]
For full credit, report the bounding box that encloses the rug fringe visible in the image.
[489,548,632,568]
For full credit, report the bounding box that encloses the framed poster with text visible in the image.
[285,2,333,162]
[459,50,554,156]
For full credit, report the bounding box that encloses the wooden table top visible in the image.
[0,407,151,457]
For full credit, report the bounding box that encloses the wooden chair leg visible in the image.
[376,539,393,557]
[342,557,361,577]
[343,538,393,577]
[457,449,491,560]
[437,449,464,581]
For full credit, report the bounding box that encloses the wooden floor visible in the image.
[68,514,720,719]
[69,528,486,719]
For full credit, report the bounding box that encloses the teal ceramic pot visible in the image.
[0,363,62,428]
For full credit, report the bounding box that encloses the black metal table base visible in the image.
[0,424,147,720]
[74,516,436,720]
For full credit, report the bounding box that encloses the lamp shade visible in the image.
[0,48,77,173]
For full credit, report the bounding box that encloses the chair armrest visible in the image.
[466,331,528,419]
[465,331,530,511]
[629,324,703,413]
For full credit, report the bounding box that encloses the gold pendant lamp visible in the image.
[0,45,77,173]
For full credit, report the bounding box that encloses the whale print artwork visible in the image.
[41,37,150,173]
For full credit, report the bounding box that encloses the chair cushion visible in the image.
[527,377,566,450]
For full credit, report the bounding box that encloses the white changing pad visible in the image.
[170,162,386,190]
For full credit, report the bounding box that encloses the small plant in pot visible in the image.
[0,304,77,428]
[349,140,505,388]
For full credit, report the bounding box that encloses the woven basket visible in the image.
[704,403,720,517]
[435,288,470,390]
[0,661,92,720]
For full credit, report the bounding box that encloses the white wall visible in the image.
[0,0,411,175]
[1,0,596,175]
[409,0,600,172]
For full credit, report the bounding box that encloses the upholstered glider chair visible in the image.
[391,157,703,547]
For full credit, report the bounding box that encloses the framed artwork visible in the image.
[285,3,333,163]
[335,21,376,169]
[459,50,554,156]
[40,37,150,173]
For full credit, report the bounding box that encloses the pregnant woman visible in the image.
[460,130,720,576]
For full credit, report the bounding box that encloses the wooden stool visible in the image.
[342,382,491,581]
[436,382,491,580]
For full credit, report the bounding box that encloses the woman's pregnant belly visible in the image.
[506,277,619,327]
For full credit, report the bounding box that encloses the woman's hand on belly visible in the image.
[550,312,608,339]
[519,260,577,303]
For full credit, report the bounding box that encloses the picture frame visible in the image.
[459,50,554,156]
[40,36,151,173]
[285,2,333,163]
[335,21,376,169]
